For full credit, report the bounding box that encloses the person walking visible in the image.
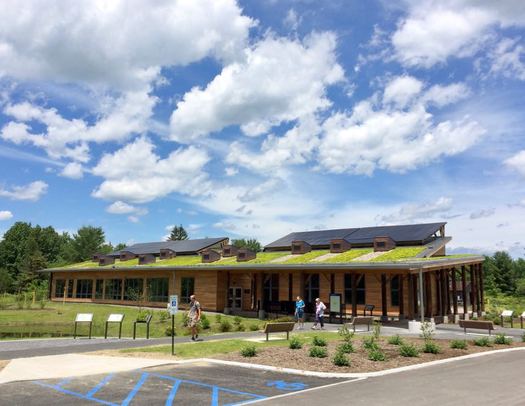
[312,298,326,330]
[295,296,305,330]
[188,294,201,341]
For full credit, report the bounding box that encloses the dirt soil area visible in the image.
[215,338,525,373]
[0,360,9,372]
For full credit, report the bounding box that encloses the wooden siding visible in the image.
[291,241,311,254]
[330,239,351,253]
[373,236,396,252]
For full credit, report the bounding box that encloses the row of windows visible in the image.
[54,278,169,302]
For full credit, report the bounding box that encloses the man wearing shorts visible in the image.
[188,294,201,341]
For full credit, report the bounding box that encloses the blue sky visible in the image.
[0,0,525,256]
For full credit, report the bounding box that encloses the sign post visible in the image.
[168,295,178,355]
[329,293,342,324]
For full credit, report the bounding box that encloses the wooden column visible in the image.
[425,273,432,318]
[475,264,481,315]
[408,273,414,319]
[398,274,405,319]
[440,269,447,317]
[330,273,335,293]
[445,269,451,315]
[451,268,458,316]
[351,273,357,317]
[381,273,388,320]
[469,265,477,314]
[412,274,418,316]
[479,263,485,312]
[461,266,468,316]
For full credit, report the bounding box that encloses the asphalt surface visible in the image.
[263,349,525,406]
[0,361,347,405]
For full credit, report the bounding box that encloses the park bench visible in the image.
[263,322,295,341]
[74,313,93,339]
[459,320,495,335]
[346,316,374,332]
[133,314,153,339]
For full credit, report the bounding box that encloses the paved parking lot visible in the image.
[0,361,348,405]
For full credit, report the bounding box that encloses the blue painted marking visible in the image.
[86,373,115,398]
[164,379,181,406]
[211,386,220,406]
[121,372,149,406]
[266,380,308,391]
[56,377,72,387]
[33,381,118,406]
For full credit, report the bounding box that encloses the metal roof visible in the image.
[265,222,446,249]
[110,237,228,256]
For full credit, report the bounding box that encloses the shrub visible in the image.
[200,316,211,330]
[164,326,176,336]
[158,311,169,323]
[16,294,24,310]
[289,337,303,350]
[493,333,512,345]
[372,321,381,339]
[249,323,260,331]
[215,314,222,324]
[473,337,492,347]
[137,309,152,322]
[309,346,328,358]
[368,348,386,362]
[338,325,354,342]
[422,341,441,354]
[420,321,434,342]
[240,345,257,357]
[337,341,354,354]
[233,316,242,325]
[399,343,419,357]
[312,336,327,347]
[236,322,246,332]
[182,313,190,327]
[387,335,403,345]
[273,316,295,322]
[450,340,468,350]
[363,336,379,351]
[333,351,350,367]
[38,299,47,309]
[522,333,525,343]
[219,320,232,332]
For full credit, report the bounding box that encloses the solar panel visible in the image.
[110,237,228,256]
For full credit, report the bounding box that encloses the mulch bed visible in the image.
[215,337,525,373]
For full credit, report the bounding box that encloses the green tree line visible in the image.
[483,251,525,296]
[0,222,124,293]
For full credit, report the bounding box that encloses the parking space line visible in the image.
[86,373,115,398]
[164,379,181,406]
[121,372,149,406]
[33,381,118,406]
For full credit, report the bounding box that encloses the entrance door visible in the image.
[228,287,242,309]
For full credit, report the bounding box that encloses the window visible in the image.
[304,274,320,303]
[55,280,65,298]
[105,279,122,300]
[147,278,169,302]
[181,277,194,304]
[333,243,341,249]
[292,244,302,253]
[263,274,279,302]
[124,278,144,301]
[95,280,104,299]
[344,274,365,305]
[391,275,400,307]
[376,241,386,248]
[76,280,93,299]
[67,280,74,298]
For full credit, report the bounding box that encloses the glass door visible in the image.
[228,287,242,309]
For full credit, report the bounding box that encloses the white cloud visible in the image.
[392,0,525,68]
[0,0,254,90]
[169,32,344,142]
[284,9,301,31]
[92,137,210,204]
[106,201,147,216]
[380,197,453,223]
[225,167,239,176]
[383,75,423,108]
[505,150,525,176]
[317,76,484,175]
[0,210,13,221]
[489,37,525,81]
[60,162,84,179]
[421,83,471,107]
[470,208,495,219]
[0,181,48,201]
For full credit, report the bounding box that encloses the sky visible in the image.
[0,0,525,256]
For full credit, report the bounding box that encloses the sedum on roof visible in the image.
[51,246,477,271]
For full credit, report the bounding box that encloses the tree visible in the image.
[16,236,48,290]
[232,238,262,252]
[168,225,188,241]
[114,243,127,251]
[0,222,34,278]
[0,269,13,293]
[71,226,106,262]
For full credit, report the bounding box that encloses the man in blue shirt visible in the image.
[295,296,305,330]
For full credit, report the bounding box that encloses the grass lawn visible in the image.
[0,300,265,339]
[118,331,340,358]
[324,248,373,263]
[370,247,426,262]
[282,250,330,264]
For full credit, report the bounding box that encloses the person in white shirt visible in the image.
[312,298,326,330]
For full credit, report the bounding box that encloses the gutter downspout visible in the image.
[418,267,424,321]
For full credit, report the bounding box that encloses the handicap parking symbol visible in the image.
[266,380,308,391]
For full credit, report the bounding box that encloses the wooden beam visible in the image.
[425,273,432,318]
[479,263,485,312]
[469,265,477,314]
[381,273,388,319]
[475,264,481,315]
[351,273,357,317]
[451,268,458,315]
[440,269,447,317]
[407,273,414,319]
[398,274,404,318]
[461,265,468,316]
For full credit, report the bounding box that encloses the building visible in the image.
[42,222,485,321]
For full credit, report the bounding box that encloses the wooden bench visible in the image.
[133,314,153,340]
[459,320,495,335]
[263,322,295,341]
[346,316,374,332]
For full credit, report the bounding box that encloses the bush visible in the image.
[164,326,176,336]
[337,341,354,354]
[158,311,169,323]
[289,337,303,350]
[333,351,350,367]
[137,309,152,322]
[399,343,419,357]
[420,321,435,341]
[240,345,257,357]
[422,341,441,354]
[233,316,242,325]
[493,333,512,345]
[182,313,190,327]
[38,299,47,309]
[450,339,468,350]
[338,325,354,342]
[522,333,525,343]
[363,336,379,351]
[249,323,260,331]
[372,321,381,339]
[387,335,403,345]
[309,346,328,358]
[215,314,222,324]
[236,322,246,332]
[312,336,327,347]
[473,337,492,347]
[368,348,386,361]
[201,317,211,330]
[219,320,232,332]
